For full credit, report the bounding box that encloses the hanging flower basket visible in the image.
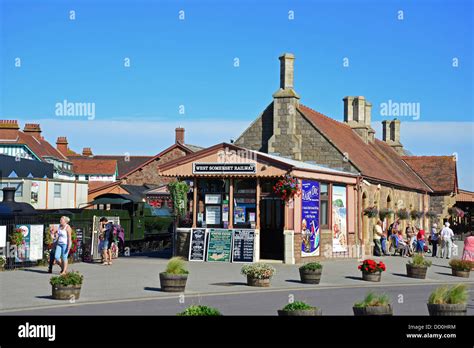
[396,208,409,220]
[273,174,300,202]
[363,207,378,218]
[448,207,464,218]
[426,211,438,220]
[378,208,394,220]
[410,210,424,220]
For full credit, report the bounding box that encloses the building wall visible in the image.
[122,147,189,186]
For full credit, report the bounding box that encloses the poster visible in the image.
[188,228,207,262]
[30,181,39,205]
[29,225,44,261]
[15,225,30,262]
[332,185,347,252]
[205,206,221,225]
[234,206,246,224]
[232,229,255,263]
[301,180,320,257]
[0,225,6,248]
[206,229,232,262]
[205,194,221,204]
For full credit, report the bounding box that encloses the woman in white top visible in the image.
[54,216,72,275]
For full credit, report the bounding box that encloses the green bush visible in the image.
[241,263,276,279]
[354,292,390,308]
[449,259,474,271]
[50,271,83,286]
[282,301,314,311]
[165,257,188,275]
[408,253,432,267]
[428,284,469,305]
[299,262,322,271]
[177,305,221,316]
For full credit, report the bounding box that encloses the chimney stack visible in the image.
[279,53,295,89]
[175,127,185,144]
[2,187,16,203]
[343,96,375,144]
[0,120,20,133]
[23,123,42,140]
[382,119,404,155]
[82,147,93,157]
[56,137,69,156]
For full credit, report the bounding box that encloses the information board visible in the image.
[206,229,232,262]
[232,229,255,263]
[188,228,207,262]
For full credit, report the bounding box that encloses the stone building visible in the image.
[235,53,459,256]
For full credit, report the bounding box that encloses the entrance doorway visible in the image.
[259,197,284,260]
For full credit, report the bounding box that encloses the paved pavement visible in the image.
[1,243,472,314]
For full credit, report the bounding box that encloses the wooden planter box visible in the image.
[406,264,428,279]
[299,268,322,284]
[427,303,467,316]
[451,268,470,278]
[362,271,381,282]
[353,305,393,316]
[247,276,271,287]
[278,308,322,316]
[52,284,82,300]
[159,273,188,292]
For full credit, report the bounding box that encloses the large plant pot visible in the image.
[299,268,322,284]
[247,276,271,287]
[353,305,393,316]
[406,264,428,279]
[159,273,188,292]
[362,271,381,282]
[451,268,470,278]
[278,308,322,316]
[52,285,81,300]
[427,304,467,316]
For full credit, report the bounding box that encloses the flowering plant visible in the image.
[68,229,78,255]
[379,208,394,220]
[9,228,25,246]
[358,259,386,273]
[363,207,378,218]
[396,208,409,220]
[0,255,6,268]
[410,210,424,220]
[425,211,438,220]
[273,174,300,201]
[241,263,276,279]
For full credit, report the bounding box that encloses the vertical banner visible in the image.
[301,180,320,257]
[0,225,6,249]
[15,225,30,262]
[332,185,347,252]
[29,225,44,261]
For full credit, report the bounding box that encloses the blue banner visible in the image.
[301,180,320,257]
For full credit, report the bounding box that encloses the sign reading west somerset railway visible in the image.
[193,163,256,175]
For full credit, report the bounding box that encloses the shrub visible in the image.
[165,257,189,275]
[354,292,390,308]
[408,253,432,267]
[178,305,221,316]
[299,262,322,271]
[241,263,276,279]
[9,228,24,246]
[50,271,83,286]
[281,301,314,311]
[0,255,6,267]
[449,259,474,271]
[428,284,469,305]
[358,259,386,273]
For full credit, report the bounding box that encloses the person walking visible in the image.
[47,225,58,273]
[99,217,113,266]
[54,216,72,275]
[430,223,439,257]
[461,230,474,263]
[373,220,384,256]
[440,222,454,259]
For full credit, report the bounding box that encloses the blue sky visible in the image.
[1,0,473,189]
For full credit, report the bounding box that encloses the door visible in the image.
[259,197,284,260]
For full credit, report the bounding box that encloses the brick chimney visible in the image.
[23,123,42,140]
[82,147,93,157]
[343,96,375,144]
[56,136,69,155]
[0,120,20,134]
[382,119,404,155]
[268,53,302,160]
[175,127,185,144]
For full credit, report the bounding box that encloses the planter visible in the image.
[51,284,81,300]
[247,276,271,287]
[406,264,428,279]
[451,268,470,278]
[159,273,188,292]
[427,303,467,316]
[362,271,381,282]
[353,305,393,316]
[299,268,322,284]
[278,308,322,316]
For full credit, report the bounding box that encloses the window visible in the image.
[233,179,257,228]
[320,183,329,228]
[54,184,61,198]
[197,178,229,228]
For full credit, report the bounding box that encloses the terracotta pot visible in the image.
[278,308,322,316]
[51,284,81,300]
[353,305,392,316]
[247,276,271,287]
[406,264,428,279]
[427,303,467,316]
[299,268,322,284]
[362,271,381,282]
[159,273,188,292]
[451,268,470,278]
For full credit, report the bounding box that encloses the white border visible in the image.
[188,228,207,262]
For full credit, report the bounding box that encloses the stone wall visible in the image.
[235,103,273,152]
